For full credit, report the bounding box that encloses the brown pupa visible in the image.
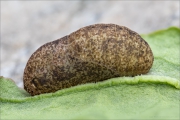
[23,24,154,96]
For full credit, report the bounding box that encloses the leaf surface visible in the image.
[1,27,180,119]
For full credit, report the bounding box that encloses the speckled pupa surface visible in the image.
[23,24,154,96]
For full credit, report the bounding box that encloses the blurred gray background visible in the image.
[1,1,179,88]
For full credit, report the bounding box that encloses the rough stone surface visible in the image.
[1,1,179,88]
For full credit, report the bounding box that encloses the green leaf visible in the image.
[1,27,180,119]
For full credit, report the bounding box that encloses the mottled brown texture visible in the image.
[23,24,154,96]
